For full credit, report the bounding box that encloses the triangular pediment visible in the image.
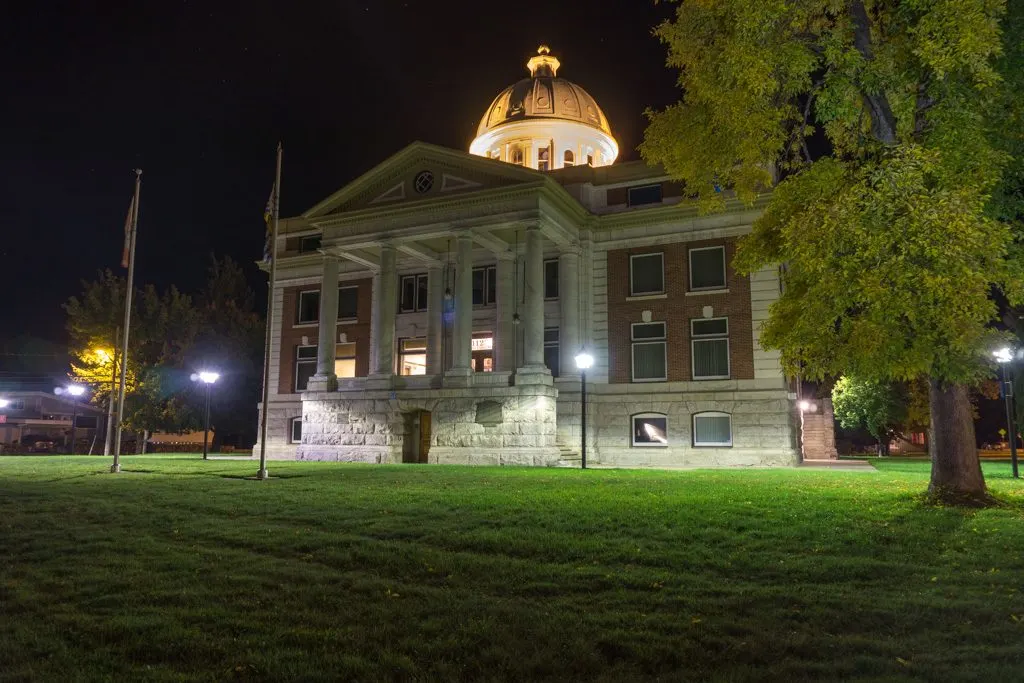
[303,142,547,219]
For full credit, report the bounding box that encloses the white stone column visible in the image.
[446,232,473,378]
[518,224,550,383]
[307,255,339,391]
[494,254,515,372]
[426,264,444,375]
[372,244,397,376]
[558,246,580,380]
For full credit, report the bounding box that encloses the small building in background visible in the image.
[0,391,104,453]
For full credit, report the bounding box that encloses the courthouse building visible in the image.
[255,47,799,467]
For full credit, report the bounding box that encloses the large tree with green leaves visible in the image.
[642,0,1021,504]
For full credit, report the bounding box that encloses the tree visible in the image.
[186,256,265,448]
[831,376,927,456]
[65,271,203,440]
[642,0,1020,505]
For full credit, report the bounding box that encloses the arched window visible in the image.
[510,147,524,166]
[692,412,732,447]
[563,150,575,167]
[632,413,668,447]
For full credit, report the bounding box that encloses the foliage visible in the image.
[642,0,1021,500]
[0,458,1022,680]
[64,258,264,443]
[832,375,906,443]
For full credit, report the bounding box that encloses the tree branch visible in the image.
[850,0,899,145]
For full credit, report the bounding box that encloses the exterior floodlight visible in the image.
[62,384,86,455]
[0,398,9,408]
[993,349,1020,478]
[197,371,220,459]
[67,384,86,397]
[575,349,594,469]
[798,400,812,412]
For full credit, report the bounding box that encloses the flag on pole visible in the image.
[121,196,135,268]
[262,182,276,263]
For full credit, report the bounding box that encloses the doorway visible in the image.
[402,410,432,463]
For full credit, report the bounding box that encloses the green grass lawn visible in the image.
[1,457,1023,681]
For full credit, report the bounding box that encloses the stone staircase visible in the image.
[555,440,582,468]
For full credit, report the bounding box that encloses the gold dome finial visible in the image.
[527,45,560,77]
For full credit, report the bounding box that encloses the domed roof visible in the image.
[476,46,612,138]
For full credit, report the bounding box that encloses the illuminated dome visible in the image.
[470,46,618,171]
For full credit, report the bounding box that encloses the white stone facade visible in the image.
[254,142,799,468]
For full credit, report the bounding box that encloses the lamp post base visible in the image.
[110,464,121,473]
[256,468,269,480]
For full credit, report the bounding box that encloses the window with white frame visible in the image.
[563,149,575,167]
[543,328,559,378]
[472,266,497,306]
[510,147,524,166]
[538,146,551,172]
[399,338,427,375]
[689,246,727,291]
[691,318,730,379]
[338,286,358,321]
[399,274,429,313]
[335,342,357,378]
[297,290,320,324]
[629,253,664,296]
[290,417,303,443]
[632,413,668,447]
[631,322,667,381]
[693,412,732,447]
[544,259,559,299]
[294,345,317,392]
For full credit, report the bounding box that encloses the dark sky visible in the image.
[0,0,680,351]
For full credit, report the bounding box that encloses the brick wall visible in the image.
[606,237,753,384]
[277,278,373,394]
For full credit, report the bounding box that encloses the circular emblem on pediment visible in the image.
[413,170,434,194]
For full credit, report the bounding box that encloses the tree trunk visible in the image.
[927,379,991,506]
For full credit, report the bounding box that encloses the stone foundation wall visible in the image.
[556,380,799,467]
[297,384,560,465]
[250,399,301,460]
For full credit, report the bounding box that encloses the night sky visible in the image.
[1,0,679,351]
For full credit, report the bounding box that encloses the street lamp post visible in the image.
[994,348,1019,479]
[64,384,86,455]
[197,371,220,460]
[574,350,594,469]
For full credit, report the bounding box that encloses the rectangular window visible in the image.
[297,290,320,324]
[629,253,664,296]
[631,322,667,382]
[543,327,560,378]
[472,266,496,306]
[693,412,732,447]
[628,184,663,207]
[399,274,429,312]
[689,246,727,291]
[544,259,559,299]
[338,286,358,321]
[399,337,427,376]
[691,318,730,379]
[5,399,25,410]
[299,235,322,253]
[290,417,303,443]
[633,414,668,447]
[335,342,357,378]
[294,345,317,392]
[538,146,550,172]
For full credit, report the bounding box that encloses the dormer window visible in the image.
[563,150,575,167]
[510,147,524,166]
[538,147,550,172]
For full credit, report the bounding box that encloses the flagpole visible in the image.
[257,143,282,480]
[112,169,141,473]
